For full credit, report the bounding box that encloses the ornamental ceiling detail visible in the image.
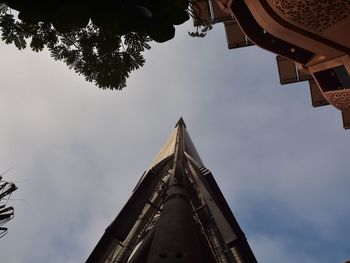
[267,0,350,33]
[324,90,350,111]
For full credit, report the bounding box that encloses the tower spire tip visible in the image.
[175,117,186,128]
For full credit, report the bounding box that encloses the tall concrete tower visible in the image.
[87,118,257,263]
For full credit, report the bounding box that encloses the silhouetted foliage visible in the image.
[0,171,17,238]
[0,1,190,90]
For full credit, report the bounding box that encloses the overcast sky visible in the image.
[0,21,349,263]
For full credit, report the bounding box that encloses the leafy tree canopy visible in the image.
[0,1,190,90]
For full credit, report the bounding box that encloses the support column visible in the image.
[146,172,201,262]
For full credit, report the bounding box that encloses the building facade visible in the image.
[191,0,350,129]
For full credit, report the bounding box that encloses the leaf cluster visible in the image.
[1,0,190,42]
[0,5,151,90]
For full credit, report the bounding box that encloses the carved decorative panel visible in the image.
[267,0,350,33]
[324,90,350,111]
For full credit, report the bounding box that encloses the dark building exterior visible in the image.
[191,0,350,129]
[87,118,256,263]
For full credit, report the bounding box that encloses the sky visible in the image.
[0,21,349,263]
